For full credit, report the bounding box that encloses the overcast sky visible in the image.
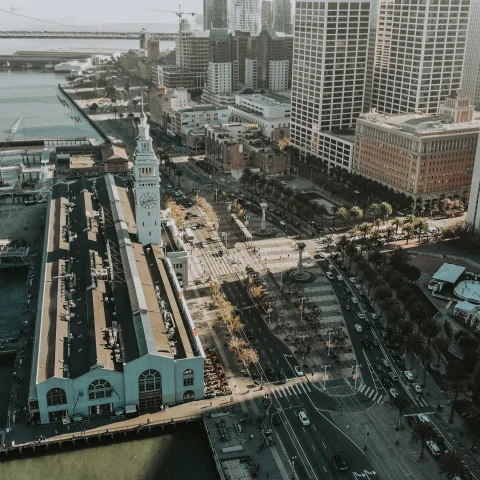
[2,1,204,26]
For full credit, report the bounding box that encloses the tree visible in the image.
[440,450,469,478]
[368,203,382,222]
[432,334,450,366]
[391,393,412,438]
[229,337,247,354]
[411,421,439,460]
[409,302,430,331]
[403,223,416,244]
[349,206,363,222]
[464,403,480,451]
[392,217,403,234]
[416,219,429,241]
[175,169,183,186]
[397,285,414,311]
[330,205,339,226]
[359,222,373,238]
[374,285,392,306]
[470,359,480,403]
[388,272,405,290]
[447,360,467,423]
[380,202,393,223]
[374,218,382,230]
[385,226,395,243]
[337,207,350,222]
[408,333,425,370]
[421,318,440,351]
[238,347,259,367]
[89,102,99,112]
[420,348,433,385]
[336,235,350,262]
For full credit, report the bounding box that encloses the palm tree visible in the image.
[397,285,415,313]
[411,421,440,459]
[349,206,363,222]
[416,219,429,242]
[330,205,339,226]
[337,207,350,223]
[408,333,425,370]
[403,224,416,244]
[421,318,440,351]
[175,169,183,186]
[385,226,395,243]
[368,202,382,222]
[374,285,392,306]
[336,235,350,262]
[409,301,430,331]
[404,213,417,225]
[440,450,469,477]
[397,319,414,339]
[392,217,403,234]
[359,222,372,238]
[345,243,358,269]
[391,393,412,442]
[348,226,361,238]
[420,348,433,385]
[464,404,480,451]
[380,201,393,223]
[432,334,450,367]
[388,272,405,290]
[374,218,382,230]
[447,361,467,423]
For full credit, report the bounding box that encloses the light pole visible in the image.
[327,329,332,356]
[363,422,370,451]
[299,297,306,321]
[321,364,330,391]
[291,456,297,480]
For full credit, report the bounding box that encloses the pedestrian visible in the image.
[54,429,58,436]
[249,434,254,440]
[210,401,213,407]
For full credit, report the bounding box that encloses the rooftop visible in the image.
[34,175,198,384]
[433,263,466,284]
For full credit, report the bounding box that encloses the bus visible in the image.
[184,228,195,242]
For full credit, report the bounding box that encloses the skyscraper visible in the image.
[290,0,370,170]
[261,0,274,30]
[463,0,480,108]
[203,0,228,29]
[273,0,292,34]
[230,0,260,36]
[369,0,470,114]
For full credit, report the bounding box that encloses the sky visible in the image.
[0,1,204,27]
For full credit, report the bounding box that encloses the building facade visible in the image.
[467,136,480,233]
[369,0,470,114]
[463,0,480,108]
[230,0,260,35]
[290,0,370,171]
[204,0,228,29]
[273,0,292,34]
[261,0,274,29]
[154,65,206,90]
[355,93,477,201]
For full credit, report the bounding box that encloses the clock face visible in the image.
[140,193,157,209]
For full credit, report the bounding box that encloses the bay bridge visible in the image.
[0,31,178,41]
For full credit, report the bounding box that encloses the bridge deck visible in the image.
[0,31,177,40]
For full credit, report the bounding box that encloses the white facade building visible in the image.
[230,0,260,35]
[268,59,289,92]
[290,0,370,171]
[133,110,163,246]
[245,58,258,89]
[463,0,480,108]
[370,0,470,114]
[228,93,291,140]
[467,134,480,234]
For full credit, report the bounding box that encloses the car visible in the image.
[389,372,399,382]
[246,330,255,340]
[337,275,344,281]
[298,410,310,426]
[362,338,370,348]
[246,201,252,205]
[412,383,423,394]
[374,363,382,372]
[294,365,304,376]
[344,304,351,311]
[349,277,357,283]
[280,220,286,225]
[204,392,216,399]
[373,339,379,347]
[404,371,414,381]
[281,180,287,185]
[354,283,362,290]
[418,414,431,423]
[180,206,185,210]
[167,183,172,188]
[371,313,379,320]
[357,312,365,320]
[319,252,327,258]
[220,178,226,182]
[201,242,207,248]
[351,297,358,304]
[292,185,298,190]
[381,359,390,368]
[329,265,335,270]
[190,225,196,230]
[381,377,392,388]
[390,388,400,398]
[333,454,347,471]
[345,287,352,293]
[426,440,441,456]
[326,272,334,280]
[355,324,363,333]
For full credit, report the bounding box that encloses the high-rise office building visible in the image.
[230,0,260,36]
[290,0,370,171]
[369,0,470,114]
[261,1,274,30]
[273,0,292,34]
[175,20,210,72]
[463,0,480,108]
[203,0,228,29]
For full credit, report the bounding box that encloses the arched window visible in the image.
[88,379,113,400]
[183,390,195,401]
[183,369,194,387]
[46,388,67,406]
[139,369,162,393]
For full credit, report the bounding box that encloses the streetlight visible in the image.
[299,297,307,321]
[363,423,370,451]
[352,361,362,391]
[321,364,331,391]
[291,456,297,480]
[327,329,332,356]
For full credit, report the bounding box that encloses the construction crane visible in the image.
[0,113,23,185]
[147,4,199,70]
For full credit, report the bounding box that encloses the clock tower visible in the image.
[133,105,163,246]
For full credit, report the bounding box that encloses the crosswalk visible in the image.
[358,384,385,404]
[271,381,312,399]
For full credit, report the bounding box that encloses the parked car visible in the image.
[294,365,304,376]
[326,272,334,280]
[344,304,351,311]
[426,440,441,456]
[404,371,414,381]
[357,312,365,319]
[337,275,344,281]
[389,372,399,382]
[362,338,370,348]
[412,383,423,394]
[381,359,390,368]
[352,297,358,304]
[355,324,363,333]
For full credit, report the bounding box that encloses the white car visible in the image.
[354,283,362,290]
[412,383,423,394]
[371,313,378,320]
[326,272,334,280]
[294,365,304,376]
[426,440,441,456]
[389,388,399,398]
[349,277,357,283]
[281,180,287,185]
[357,312,365,320]
[319,252,327,258]
[220,178,226,182]
[280,220,286,225]
[201,242,207,248]
[351,297,358,304]
[337,275,344,281]
[404,371,414,381]
[389,372,399,382]
[292,185,298,190]
[299,410,310,426]
[354,324,363,333]
[418,414,431,424]
[381,359,390,368]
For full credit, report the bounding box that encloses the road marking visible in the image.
[270,348,274,352]
[295,384,302,394]
[322,442,326,449]
[372,392,378,402]
[360,384,366,393]
[299,383,308,394]
[303,427,307,434]
[304,383,311,393]
[275,388,283,398]
[313,425,317,431]
[323,466,327,472]
[312,445,316,451]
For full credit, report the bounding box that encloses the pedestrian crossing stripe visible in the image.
[272,382,313,399]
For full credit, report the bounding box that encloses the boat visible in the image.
[26,63,32,68]
[45,63,54,68]
[3,61,10,67]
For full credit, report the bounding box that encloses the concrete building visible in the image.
[119,50,145,73]
[290,0,370,172]
[467,137,480,234]
[205,122,289,173]
[273,0,292,34]
[369,0,470,114]
[245,29,293,91]
[204,0,228,29]
[149,87,192,125]
[176,22,211,73]
[230,0,260,36]
[261,0,274,30]
[355,92,478,201]
[54,59,91,73]
[463,0,480,108]
[153,65,206,90]
[28,174,203,424]
[228,92,290,140]
[147,39,161,59]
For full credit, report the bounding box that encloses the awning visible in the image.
[433,263,465,284]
